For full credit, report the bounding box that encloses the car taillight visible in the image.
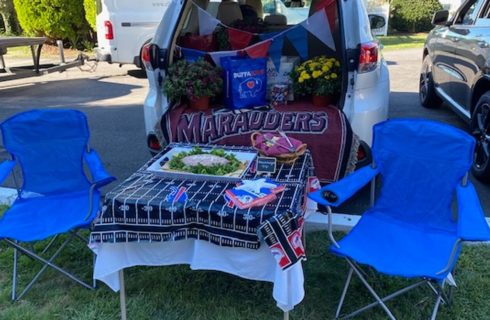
[359,42,379,73]
[141,43,152,70]
[104,20,114,40]
[142,43,163,71]
[148,134,162,151]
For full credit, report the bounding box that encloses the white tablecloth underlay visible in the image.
[90,239,304,312]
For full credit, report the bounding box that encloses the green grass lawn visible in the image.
[0,230,489,320]
[377,33,428,51]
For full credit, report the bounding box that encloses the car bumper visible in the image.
[346,61,390,146]
[95,48,112,63]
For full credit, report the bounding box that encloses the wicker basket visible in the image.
[251,132,307,165]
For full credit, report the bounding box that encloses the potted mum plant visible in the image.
[290,56,341,107]
[163,59,223,110]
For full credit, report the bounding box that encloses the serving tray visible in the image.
[145,144,258,182]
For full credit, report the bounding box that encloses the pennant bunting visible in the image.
[209,50,239,67]
[268,35,284,71]
[259,31,281,41]
[228,28,254,50]
[180,47,207,62]
[245,40,271,58]
[301,9,336,51]
[198,5,220,36]
[286,25,308,60]
[314,0,337,30]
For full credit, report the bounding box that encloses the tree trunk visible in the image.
[0,0,20,34]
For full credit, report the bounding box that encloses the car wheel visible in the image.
[419,55,442,108]
[471,92,490,183]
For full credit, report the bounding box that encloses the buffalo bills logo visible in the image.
[239,77,262,99]
[165,186,188,204]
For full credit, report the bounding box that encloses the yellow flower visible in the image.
[303,73,311,80]
[335,61,340,67]
[322,65,330,72]
[331,73,338,79]
[324,75,330,80]
[312,70,322,78]
[298,77,304,83]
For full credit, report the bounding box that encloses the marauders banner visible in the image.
[158,103,359,183]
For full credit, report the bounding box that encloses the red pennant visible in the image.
[227,28,254,50]
[314,0,337,30]
[245,40,271,58]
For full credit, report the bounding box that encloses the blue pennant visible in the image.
[268,35,284,71]
[259,31,281,41]
[181,47,207,62]
[285,25,308,60]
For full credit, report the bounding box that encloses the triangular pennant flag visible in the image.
[180,47,207,62]
[209,50,238,67]
[268,35,284,71]
[259,31,281,41]
[301,9,336,51]
[286,25,308,60]
[228,28,254,50]
[314,0,336,30]
[198,5,220,36]
[245,40,271,58]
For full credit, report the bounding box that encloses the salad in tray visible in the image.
[164,147,245,176]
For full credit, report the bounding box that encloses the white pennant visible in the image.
[301,9,335,51]
[208,50,238,67]
[198,5,220,36]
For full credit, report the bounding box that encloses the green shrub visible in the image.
[13,0,90,47]
[83,0,96,31]
[390,0,443,33]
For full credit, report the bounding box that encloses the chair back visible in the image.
[371,119,475,232]
[1,109,91,195]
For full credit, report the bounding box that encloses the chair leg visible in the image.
[40,235,59,255]
[346,259,397,320]
[431,290,443,320]
[336,267,353,318]
[15,234,76,300]
[11,246,18,301]
[340,280,426,319]
[5,239,94,295]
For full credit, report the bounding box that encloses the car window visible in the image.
[454,0,490,25]
[481,0,490,18]
[459,1,479,25]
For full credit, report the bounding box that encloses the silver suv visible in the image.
[142,0,389,153]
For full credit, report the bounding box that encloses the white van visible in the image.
[95,0,171,67]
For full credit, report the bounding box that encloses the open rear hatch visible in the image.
[143,0,369,182]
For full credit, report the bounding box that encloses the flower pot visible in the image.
[311,94,332,107]
[189,96,210,110]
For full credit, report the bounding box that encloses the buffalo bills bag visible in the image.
[221,57,267,109]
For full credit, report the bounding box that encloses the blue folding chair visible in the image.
[0,109,115,301]
[309,119,490,319]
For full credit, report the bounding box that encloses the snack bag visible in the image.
[266,56,300,101]
[221,57,267,109]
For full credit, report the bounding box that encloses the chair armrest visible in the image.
[308,165,379,207]
[84,149,116,188]
[0,160,15,184]
[456,181,490,241]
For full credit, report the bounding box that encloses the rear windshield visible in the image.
[205,0,311,25]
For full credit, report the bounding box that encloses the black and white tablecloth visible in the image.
[91,144,313,269]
